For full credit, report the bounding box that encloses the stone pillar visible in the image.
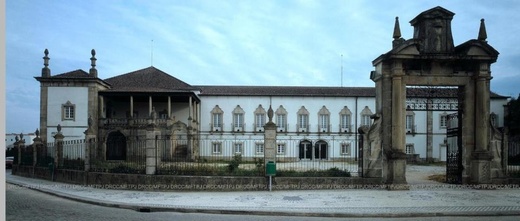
[386,62,408,189]
[471,65,493,184]
[167,96,171,119]
[426,104,433,162]
[15,136,23,166]
[84,124,96,172]
[145,120,159,175]
[33,136,42,167]
[54,129,64,168]
[99,95,105,118]
[264,105,277,172]
[130,96,134,118]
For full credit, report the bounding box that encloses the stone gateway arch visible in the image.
[367,6,501,187]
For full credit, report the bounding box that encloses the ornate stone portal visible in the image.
[370,7,499,186]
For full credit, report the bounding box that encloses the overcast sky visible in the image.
[6,0,520,133]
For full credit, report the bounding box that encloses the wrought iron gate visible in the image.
[446,113,462,184]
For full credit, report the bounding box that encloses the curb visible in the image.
[7,180,520,218]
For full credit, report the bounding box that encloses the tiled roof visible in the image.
[197,85,507,99]
[52,69,92,78]
[196,86,375,97]
[103,66,197,92]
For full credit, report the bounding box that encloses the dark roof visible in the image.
[52,69,92,78]
[196,86,375,97]
[196,85,508,99]
[103,66,197,92]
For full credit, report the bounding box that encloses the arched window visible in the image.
[275,105,288,132]
[318,106,330,132]
[106,131,126,160]
[339,106,352,132]
[211,105,224,131]
[232,105,245,132]
[297,106,309,132]
[360,106,373,126]
[254,105,266,131]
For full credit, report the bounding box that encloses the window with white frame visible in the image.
[255,143,264,154]
[276,105,288,132]
[318,106,330,132]
[211,105,224,131]
[297,106,309,132]
[62,101,75,121]
[439,112,448,129]
[277,143,285,154]
[234,143,243,154]
[341,143,351,155]
[360,106,373,126]
[406,111,415,133]
[233,105,245,131]
[339,106,352,132]
[405,144,415,155]
[254,105,266,130]
[212,142,222,154]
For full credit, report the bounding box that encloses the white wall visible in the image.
[47,87,89,140]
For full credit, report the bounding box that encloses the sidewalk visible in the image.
[6,172,520,218]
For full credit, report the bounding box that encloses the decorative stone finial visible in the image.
[19,133,24,140]
[42,49,51,77]
[392,17,405,48]
[393,17,401,40]
[35,128,40,138]
[57,124,62,132]
[15,135,19,142]
[267,105,274,123]
[478,18,487,42]
[89,49,98,77]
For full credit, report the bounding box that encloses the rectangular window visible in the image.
[277,114,286,131]
[319,114,329,131]
[406,115,414,130]
[234,143,242,154]
[340,114,350,131]
[298,114,308,130]
[341,143,351,155]
[63,105,75,120]
[277,144,285,154]
[213,113,222,130]
[440,114,448,128]
[255,113,266,128]
[233,113,244,129]
[212,143,222,154]
[255,143,264,154]
[361,115,371,126]
[405,144,415,155]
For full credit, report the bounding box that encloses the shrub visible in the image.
[227,154,242,172]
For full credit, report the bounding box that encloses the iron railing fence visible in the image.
[507,136,520,177]
[18,136,358,177]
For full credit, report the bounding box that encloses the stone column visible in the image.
[54,128,64,168]
[15,136,24,166]
[386,61,408,189]
[471,64,493,184]
[145,119,159,175]
[130,96,134,118]
[426,102,433,162]
[84,123,96,172]
[167,96,171,119]
[264,106,277,177]
[99,95,105,118]
[33,136,42,167]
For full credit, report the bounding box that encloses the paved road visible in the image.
[6,183,520,221]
